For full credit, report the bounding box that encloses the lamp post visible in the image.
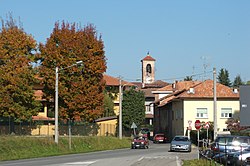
[118,78,130,139]
[119,78,122,139]
[213,67,217,141]
[54,60,83,144]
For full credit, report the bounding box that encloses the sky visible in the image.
[1,0,250,83]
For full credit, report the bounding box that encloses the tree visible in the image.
[184,76,193,81]
[122,88,145,135]
[233,74,244,88]
[217,68,231,87]
[39,21,106,122]
[102,92,115,117]
[0,15,41,122]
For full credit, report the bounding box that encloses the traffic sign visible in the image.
[204,122,210,129]
[131,122,137,129]
[195,120,201,130]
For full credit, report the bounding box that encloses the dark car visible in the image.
[153,134,167,143]
[245,156,250,165]
[227,147,250,166]
[211,135,250,154]
[170,136,192,152]
[131,136,149,149]
[212,153,227,165]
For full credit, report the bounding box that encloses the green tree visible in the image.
[102,92,115,117]
[217,68,231,87]
[122,88,145,135]
[39,21,107,122]
[0,15,41,122]
[184,76,193,81]
[233,74,244,88]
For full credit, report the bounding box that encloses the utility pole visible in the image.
[213,67,217,140]
[54,61,83,144]
[55,67,59,144]
[119,77,122,139]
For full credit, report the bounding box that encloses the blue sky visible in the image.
[1,0,250,83]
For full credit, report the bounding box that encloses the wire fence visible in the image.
[0,117,117,137]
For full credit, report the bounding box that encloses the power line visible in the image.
[160,70,213,81]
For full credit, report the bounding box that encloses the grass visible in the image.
[0,136,222,165]
[0,136,131,161]
[183,159,221,166]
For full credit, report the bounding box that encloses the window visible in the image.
[145,105,151,112]
[196,108,208,118]
[221,108,232,118]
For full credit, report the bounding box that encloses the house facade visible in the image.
[154,80,239,140]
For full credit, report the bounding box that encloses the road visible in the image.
[0,142,199,166]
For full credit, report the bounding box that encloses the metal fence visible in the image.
[0,117,117,137]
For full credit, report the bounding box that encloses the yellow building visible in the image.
[154,80,239,140]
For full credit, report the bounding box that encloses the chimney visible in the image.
[233,88,238,94]
[172,80,178,91]
[188,88,195,94]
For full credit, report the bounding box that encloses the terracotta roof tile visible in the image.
[103,74,135,86]
[141,55,156,61]
[32,116,54,121]
[157,81,201,91]
[34,90,44,101]
[158,80,239,107]
[132,80,168,89]
[141,88,160,97]
[159,95,176,107]
[179,80,239,98]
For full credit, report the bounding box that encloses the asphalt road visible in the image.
[0,142,199,166]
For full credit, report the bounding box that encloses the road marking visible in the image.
[175,156,182,166]
[49,161,97,166]
[137,157,144,161]
[138,156,177,160]
[136,156,183,165]
[65,161,96,165]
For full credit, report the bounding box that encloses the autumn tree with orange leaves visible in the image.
[0,15,41,122]
[39,22,106,122]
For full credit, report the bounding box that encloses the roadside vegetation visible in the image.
[183,159,220,166]
[0,136,131,161]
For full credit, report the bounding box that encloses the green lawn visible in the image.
[0,136,131,161]
[0,136,221,165]
[183,159,221,166]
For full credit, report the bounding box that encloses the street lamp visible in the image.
[54,60,83,144]
[119,78,122,139]
[119,78,130,139]
[213,67,217,140]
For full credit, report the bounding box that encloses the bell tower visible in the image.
[141,52,155,84]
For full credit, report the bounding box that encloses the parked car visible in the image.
[244,156,250,165]
[211,135,250,154]
[227,146,250,166]
[212,153,228,165]
[139,128,150,139]
[153,133,167,143]
[131,136,149,149]
[170,136,192,152]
